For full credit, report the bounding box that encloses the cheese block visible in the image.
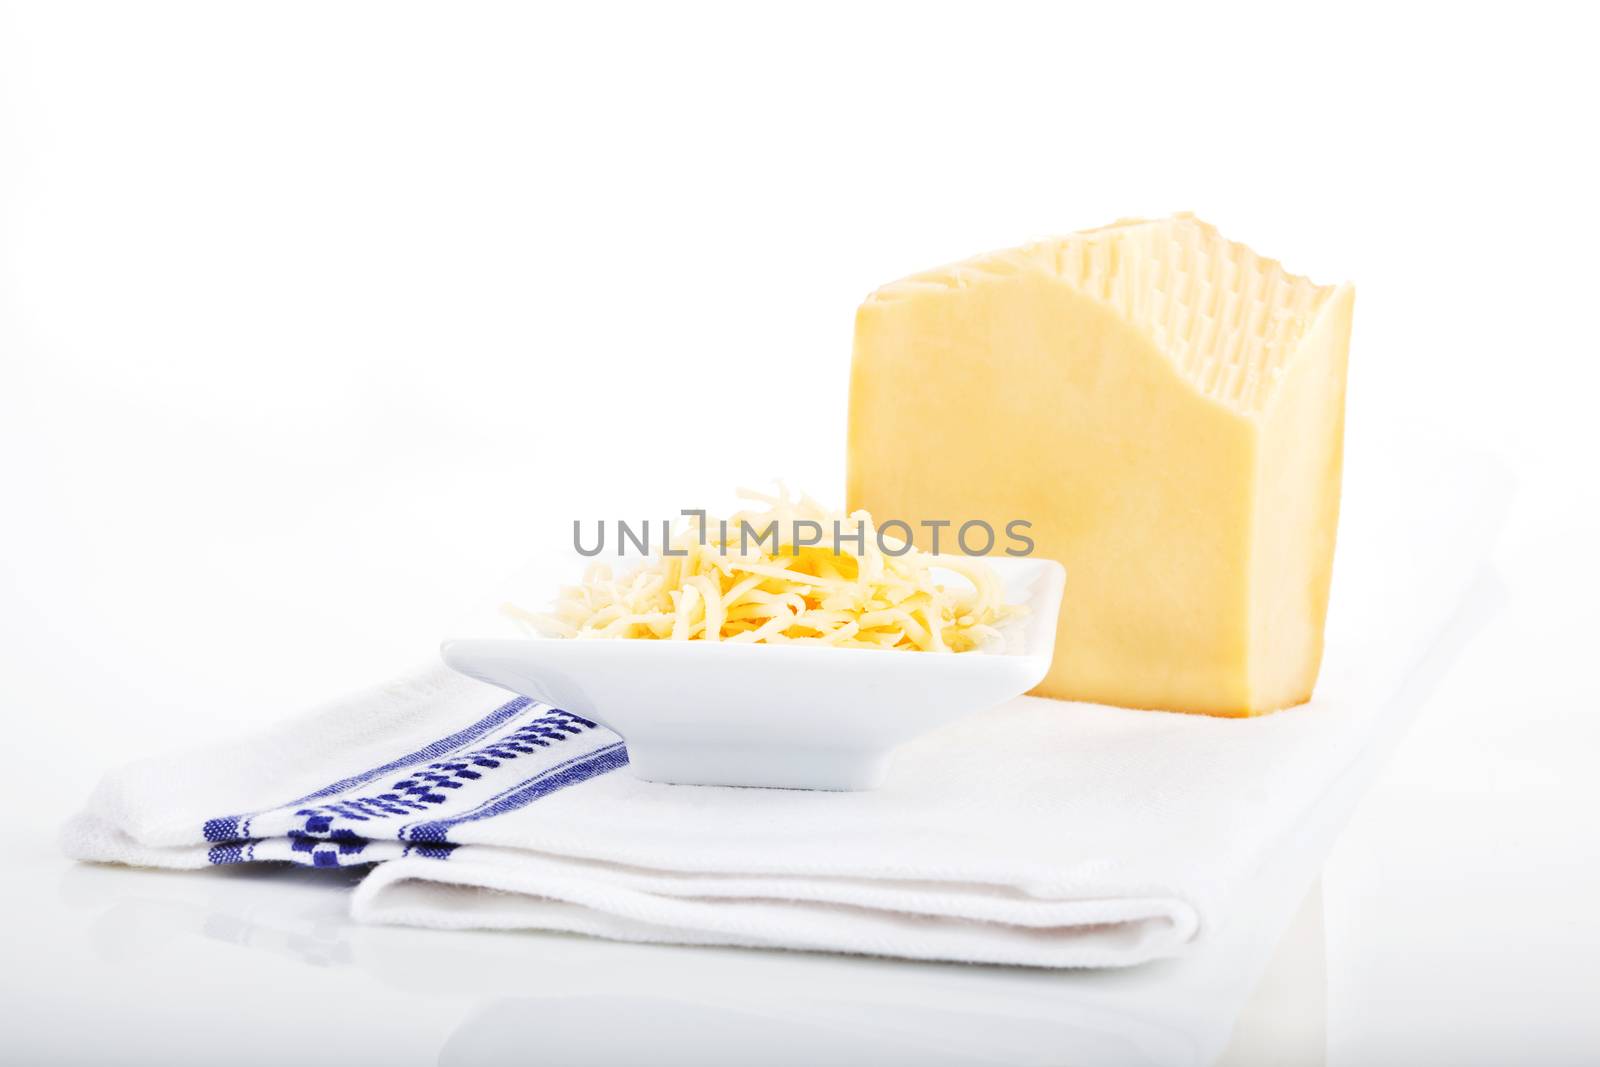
[847,215,1354,716]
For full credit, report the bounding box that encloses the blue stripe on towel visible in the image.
[202,694,534,843]
[207,841,258,865]
[202,694,627,867]
[404,742,630,845]
[289,708,603,838]
[284,696,535,805]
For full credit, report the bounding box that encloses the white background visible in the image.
[2,3,1597,1064]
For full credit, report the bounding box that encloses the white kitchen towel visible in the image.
[62,460,1505,969]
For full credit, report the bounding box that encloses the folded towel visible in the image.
[62,461,1503,968]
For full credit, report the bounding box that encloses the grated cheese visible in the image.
[504,488,1022,652]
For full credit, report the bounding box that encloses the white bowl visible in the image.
[440,555,1064,791]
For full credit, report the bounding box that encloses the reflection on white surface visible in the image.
[1218,884,1326,1066]
[428,887,1330,1067]
[437,994,1181,1067]
[50,858,1323,1067]
[69,862,365,971]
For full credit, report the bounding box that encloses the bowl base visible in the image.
[624,744,892,791]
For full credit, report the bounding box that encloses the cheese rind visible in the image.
[847,215,1352,716]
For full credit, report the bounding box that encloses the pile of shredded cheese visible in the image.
[505,488,1022,652]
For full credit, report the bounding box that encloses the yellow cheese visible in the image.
[847,215,1353,716]
[507,488,1021,652]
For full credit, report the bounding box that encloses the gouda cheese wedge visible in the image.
[847,215,1353,716]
